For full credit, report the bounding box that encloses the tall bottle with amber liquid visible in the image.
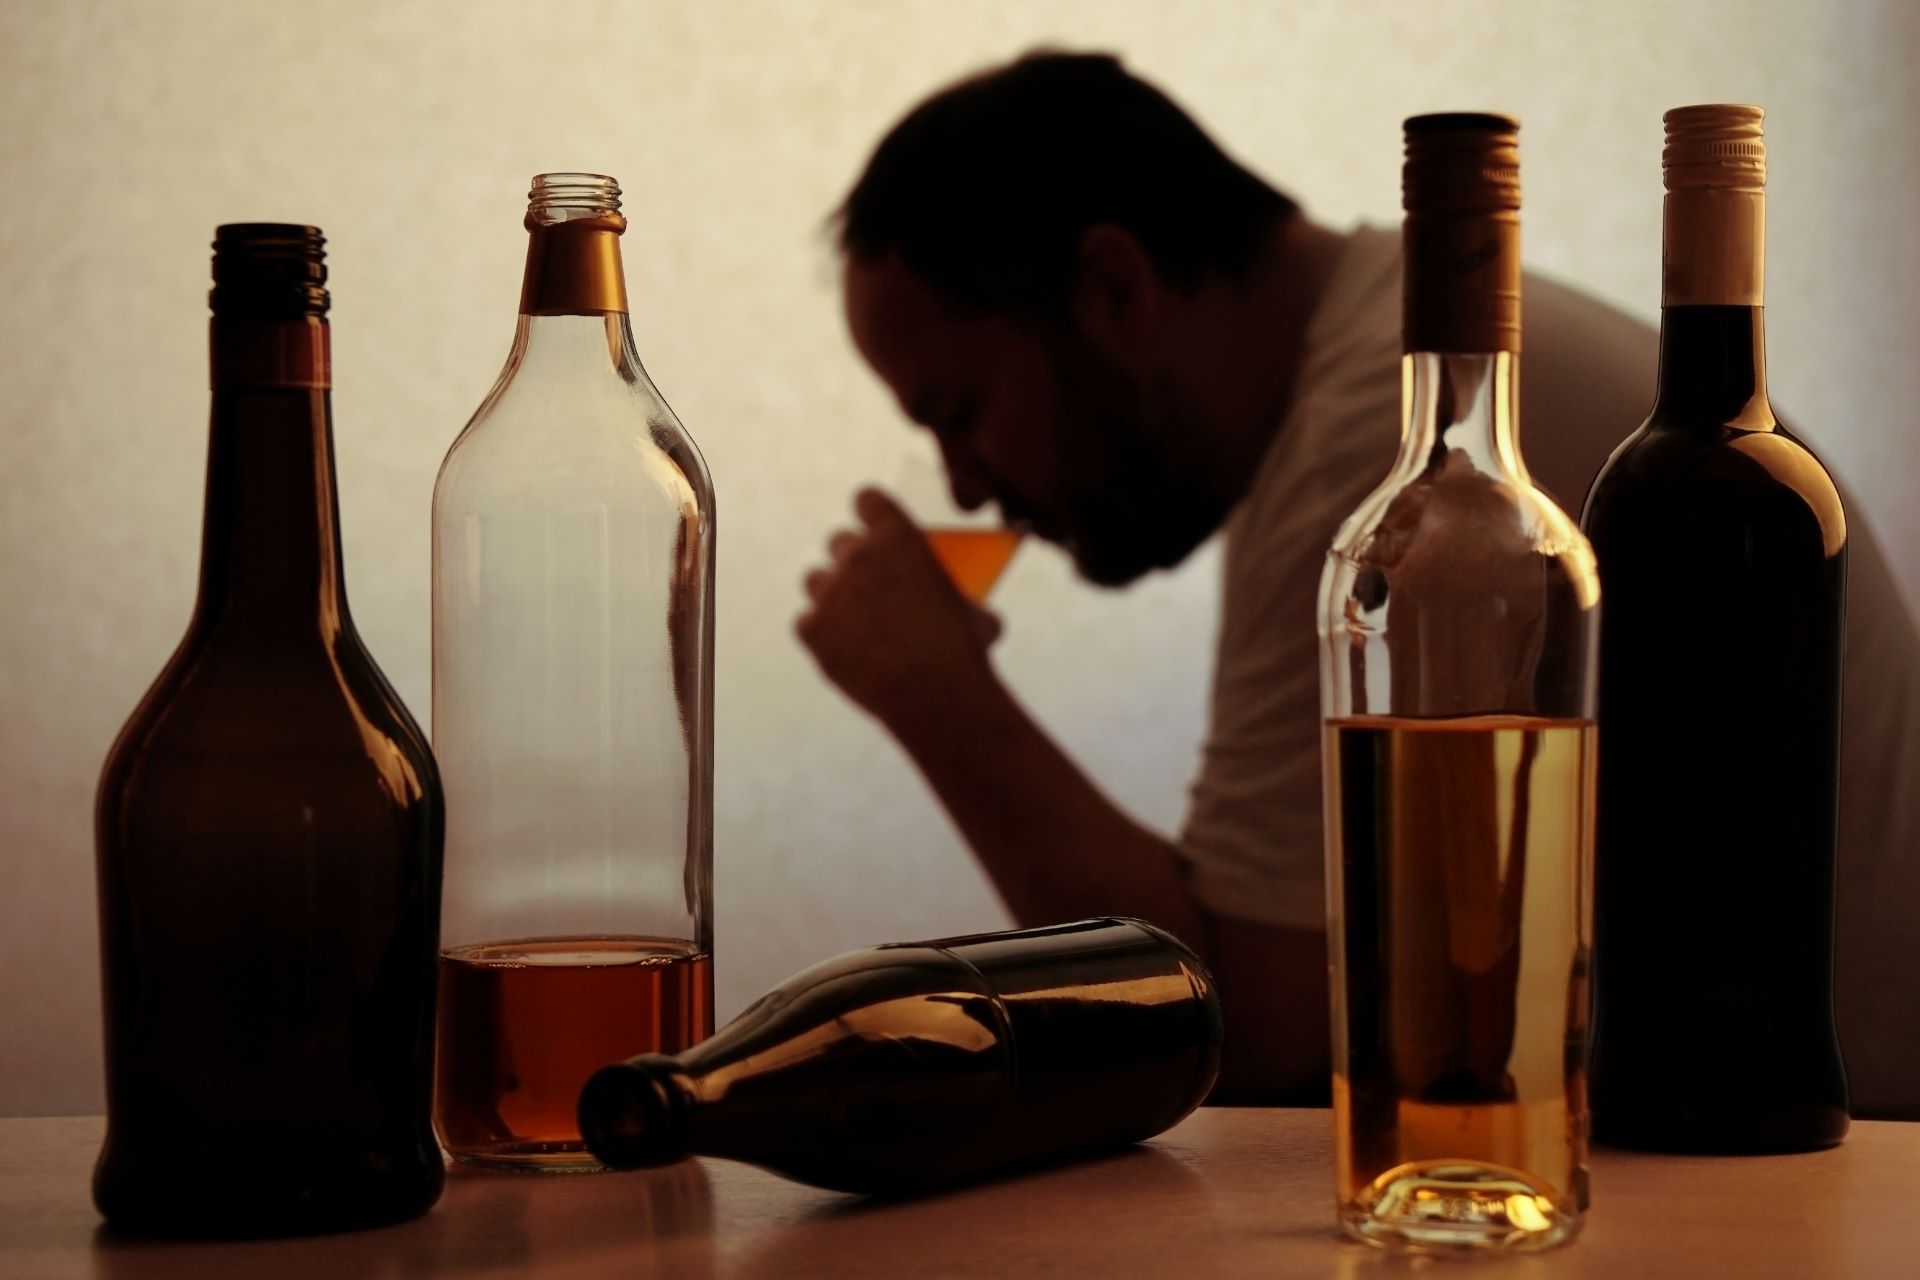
[432,174,716,1170]
[1317,115,1600,1252]
[1581,107,1848,1153]
[94,225,445,1236]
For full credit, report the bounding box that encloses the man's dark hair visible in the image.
[835,50,1299,319]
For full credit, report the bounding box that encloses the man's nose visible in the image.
[949,474,992,513]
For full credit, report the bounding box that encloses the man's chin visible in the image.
[1066,519,1216,589]
[1067,539,1159,590]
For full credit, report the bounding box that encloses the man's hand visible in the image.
[795,492,1324,1102]
[797,488,1003,729]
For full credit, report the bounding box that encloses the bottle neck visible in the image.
[195,317,347,637]
[1397,191,1528,477]
[508,217,637,378]
[1652,306,1773,428]
[1655,186,1773,428]
[520,217,628,317]
[503,311,640,382]
[1396,350,1530,485]
[1402,206,1520,356]
[579,1055,699,1169]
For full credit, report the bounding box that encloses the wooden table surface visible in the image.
[2,1111,1913,1278]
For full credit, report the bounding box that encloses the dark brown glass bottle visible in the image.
[578,918,1222,1194]
[1581,107,1849,1153]
[93,225,446,1236]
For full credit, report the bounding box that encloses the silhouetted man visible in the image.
[797,51,1920,1112]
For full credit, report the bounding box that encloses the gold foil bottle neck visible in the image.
[1663,104,1765,193]
[520,172,629,316]
[1401,112,1522,354]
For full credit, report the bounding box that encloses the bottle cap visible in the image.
[208,224,330,387]
[521,173,629,316]
[1400,113,1522,353]
[1664,104,1765,192]
[209,224,328,319]
[1661,105,1766,305]
[1402,113,1521,214]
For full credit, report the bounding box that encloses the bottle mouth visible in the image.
[526,172,625,228]
[578,1055,692,1169]
[209,223,329,318]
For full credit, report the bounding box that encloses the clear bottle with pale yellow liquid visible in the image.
[1317,114,1600,1252]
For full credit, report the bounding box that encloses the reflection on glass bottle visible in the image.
[579,918,1222,1194]
[1317,115,1599,1253]
[93,225,444,1237]
[432,174,716,1171]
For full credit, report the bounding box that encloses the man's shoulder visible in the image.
[1523,268,1658,354]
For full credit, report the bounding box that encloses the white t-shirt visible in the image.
[1176,224,1920,1117]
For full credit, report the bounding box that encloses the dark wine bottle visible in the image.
[1581,106,1849,1153]
[578,918,1222,1194]
[93,225,447,1236]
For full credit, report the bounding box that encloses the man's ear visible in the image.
[1070,224,1160,358]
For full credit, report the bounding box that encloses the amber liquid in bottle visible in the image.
[93,225,444,1237]
[925,528,1022,603]
[432,174,716,1170]
[1318,115,1597,1253]
[1327,716,1593,1231]
[434,938,713,1163]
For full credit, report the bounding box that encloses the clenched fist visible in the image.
[797,488,1004,730]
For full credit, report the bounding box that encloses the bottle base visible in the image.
[1591,1091,1849,1154]
[95,1159,444,1239]
[446,1140,609,1174]
[1341,1160,1582,1253]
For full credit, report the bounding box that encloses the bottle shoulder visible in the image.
[1585,420,1846,556]
[437,379,711,513]
[1325,451,1597,600]
[100,623,439,812]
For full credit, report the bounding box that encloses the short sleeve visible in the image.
[1176,354,1403,931]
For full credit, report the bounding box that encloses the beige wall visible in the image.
[3,0,1914,1115]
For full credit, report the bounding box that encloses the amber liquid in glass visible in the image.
[435,937,714,1168]
[926,528,1021,603]
[1326,715,1592,1250]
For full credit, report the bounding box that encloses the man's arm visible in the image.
[798,490,1328,1100]
[886,666,1328,1100]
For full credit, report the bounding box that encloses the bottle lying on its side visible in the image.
[579,917,1223,1194]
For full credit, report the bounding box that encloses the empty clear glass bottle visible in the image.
[431,173,716,1171]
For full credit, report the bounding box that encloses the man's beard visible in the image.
[1046,346,1229,589]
